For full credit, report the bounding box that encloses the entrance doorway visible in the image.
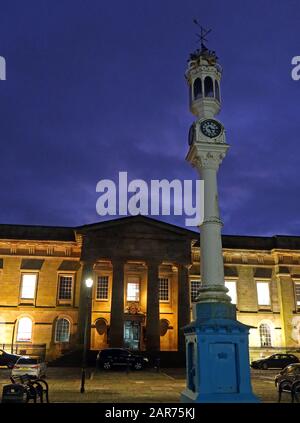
[124,320,140,350]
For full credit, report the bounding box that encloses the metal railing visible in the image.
[1,343,46,360]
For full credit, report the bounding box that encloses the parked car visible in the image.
[251,353,299,370]
[96,348,149,370]
[275,363,300,388]
[11,356,47,379]
[0,349,22,369]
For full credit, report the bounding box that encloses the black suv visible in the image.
[96,348,149,370]
[0,349,22,369]
[251,353,299,370]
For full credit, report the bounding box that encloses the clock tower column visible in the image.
[181,37,259,403]
[185,42,229,304]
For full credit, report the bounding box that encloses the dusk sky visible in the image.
[0,0,299,236]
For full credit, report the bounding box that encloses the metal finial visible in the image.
[193,19,212,51]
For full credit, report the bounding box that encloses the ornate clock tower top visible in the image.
[185,32,222,119]
[186,26,226,148]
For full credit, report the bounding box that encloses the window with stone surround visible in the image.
[127,280,140,302]
[55,318,70,343]
[58,275,73,303]
[190,280,201,303]
[225,280,237,305]
[96,275,109,300]
[259,323,272,347]
[17,317,32,342]
[256,281,270,306]
[295,282,300,307]
[20,274,37,302]
[159,278,169,302]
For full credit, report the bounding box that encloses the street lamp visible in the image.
[80,277,94,393]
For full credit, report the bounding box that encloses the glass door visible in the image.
[124,320,140,350]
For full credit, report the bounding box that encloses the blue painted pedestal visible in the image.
[180,302,259,403]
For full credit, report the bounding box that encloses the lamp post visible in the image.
[80,277,93,394]
[11,319,17,354]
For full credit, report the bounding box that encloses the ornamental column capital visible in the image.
[186,142,229,171]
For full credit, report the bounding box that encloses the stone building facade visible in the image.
[0,215,300,361]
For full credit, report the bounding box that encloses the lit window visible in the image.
[225,281,237,305]
[159,278,169,302]
[190,280,201,303]
[55,318,70,343]
[259,323,272,347]
[295,282,300,306]
[257,282,270,306]
[58,275,73,300]
[96,276,109,300]
[20,274,37,299]
[127,282,139,301]
[17,317,32,342]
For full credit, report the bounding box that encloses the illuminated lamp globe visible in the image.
[85,278,93,288]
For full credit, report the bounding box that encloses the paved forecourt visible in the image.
[0,367,288,403]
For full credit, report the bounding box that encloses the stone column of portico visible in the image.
[78,260,94,346]
[109,260,125,348]
[146,260,160,351]
[192,145,231,304]
[177,263,191,352]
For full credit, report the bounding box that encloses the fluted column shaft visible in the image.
[109,260,125,347]
[146,261,160,351]
[192,145,231,303]
[177,264,190,352]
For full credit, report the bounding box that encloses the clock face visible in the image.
[188,124,195,145]
[200,119,222,138]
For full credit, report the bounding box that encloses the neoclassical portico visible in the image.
[77,216,195,353]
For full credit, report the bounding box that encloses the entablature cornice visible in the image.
[0,239,81,259]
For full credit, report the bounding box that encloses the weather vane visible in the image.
[193,19,212,51]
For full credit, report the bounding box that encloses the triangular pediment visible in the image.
[77,215,197,240]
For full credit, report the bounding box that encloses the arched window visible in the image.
[193,78,202,100]
[259,323,272,347]
[215,80,220,101]
[17,317,32,342]
[55,318,70,343]
[204,76,214,97]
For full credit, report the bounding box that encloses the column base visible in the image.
[181,302,260,403]
[181,390,259,403]
[195,284,231,304]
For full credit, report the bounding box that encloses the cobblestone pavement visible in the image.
[0,367,293,403]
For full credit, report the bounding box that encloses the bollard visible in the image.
[155,357,160,373]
